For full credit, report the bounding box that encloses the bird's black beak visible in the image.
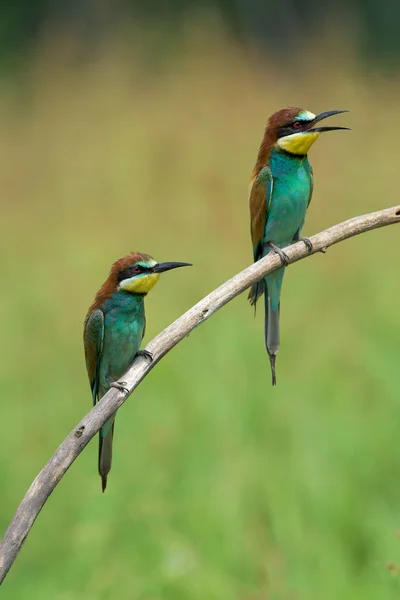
[310,109,350,133]
[152,261,192,273]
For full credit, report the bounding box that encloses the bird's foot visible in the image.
[267,243,290,267]
[295,236,313,252]
[111,381,129,394]
[135,349,153,362]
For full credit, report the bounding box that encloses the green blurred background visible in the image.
[1,2,400,599]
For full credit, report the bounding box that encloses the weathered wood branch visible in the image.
[1,205,399,584]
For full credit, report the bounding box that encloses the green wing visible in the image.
[248,165,273,306]
[249,165,273,261]
[83,309,105,405]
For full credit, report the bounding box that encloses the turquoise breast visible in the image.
[265,149,312,246]
[99,291,145,394]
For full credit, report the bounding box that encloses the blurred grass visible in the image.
[1,24,400,599]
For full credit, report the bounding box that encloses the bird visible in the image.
[248,108,349,385]
[84,252,191,491]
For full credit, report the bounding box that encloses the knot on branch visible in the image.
[74,426,85,438]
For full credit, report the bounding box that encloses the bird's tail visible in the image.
[264,289,280,386]
[263,269,285,386]
[98,417,115,492]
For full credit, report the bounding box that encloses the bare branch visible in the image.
[1,205,399,583]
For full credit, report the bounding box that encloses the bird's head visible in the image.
[113,252,192,295]
[268,107,349,156]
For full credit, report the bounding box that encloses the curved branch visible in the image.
[1,205,399,583]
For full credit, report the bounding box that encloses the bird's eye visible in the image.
[132,266,142,274]
[293,121,302,129]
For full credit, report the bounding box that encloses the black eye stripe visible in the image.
[118,264,151,282]
[118,267,135,282]
[278,120,312,138]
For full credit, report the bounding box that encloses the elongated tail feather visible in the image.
[249,268,283,386]
[98,419,115,492]
[264,285,280,386]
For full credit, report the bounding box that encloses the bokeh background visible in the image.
[1,1,400,599]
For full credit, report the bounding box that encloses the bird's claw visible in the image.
[111,381,129,394]
[296,236,313,252]
[135,349,153,362]
[268,243,290,267]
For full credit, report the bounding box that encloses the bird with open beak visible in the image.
[249,108,349,385]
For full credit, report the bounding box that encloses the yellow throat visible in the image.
[120,272,160,294]
[277,131,320,155]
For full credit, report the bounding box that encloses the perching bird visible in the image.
[84,252,191,491]
[249,108,349,385]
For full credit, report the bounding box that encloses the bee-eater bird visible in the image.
[84,252,191,491]
[249,107,349,385]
